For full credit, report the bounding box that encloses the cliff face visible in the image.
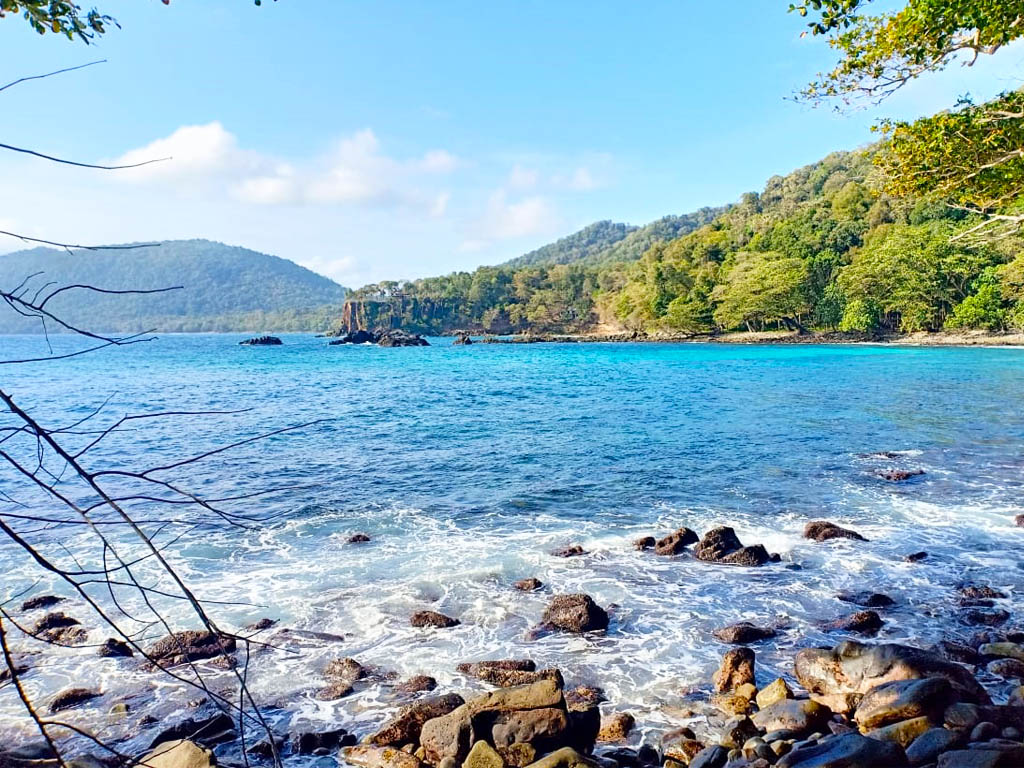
[336,297,466,335]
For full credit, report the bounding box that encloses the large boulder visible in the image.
[777,732,907,767]
[541,595,609,633]
[694,527,770,567]
[341,746,423,768]
[147,631,236,667]
[139,740,216,768]
[239,336,282,346]
[48,688,99,713]
[491,708,570,752]
[378,329,430,347]
[853,677,953,730]
[795,641,991,714]
[411,611,461,629]
[713,622,776,644]
[369,694,465,746]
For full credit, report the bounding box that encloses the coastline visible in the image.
[474,329,1024,347]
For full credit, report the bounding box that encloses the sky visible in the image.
[1,1,1022,288]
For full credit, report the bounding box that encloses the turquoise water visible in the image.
[2,334,1024,754]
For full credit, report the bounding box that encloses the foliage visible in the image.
[0,239,348,333]
[711,252,810,331]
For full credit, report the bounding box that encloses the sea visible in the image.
[1,334,1023,760]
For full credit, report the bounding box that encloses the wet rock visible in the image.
[853,678,952,730]
[49,687,100,713]
[348,533,372,543]
[713,647,755,693]
[713,622,776,644]
[633,536,656,551]
[961,586,1007,603]
[325,657,367,682]
[756,678,794,710]
[292,728,354,754]
[478,669,562,688]
[542,594,609,633]
[823,611,884,635]
[655,528,699,556]
[877,469,925,482]
[963,609,1010,627]
[905,727,966,766]
[662,729,703,764]
[933,640,980,666]
[411,611,461,629]
[0,663,28,683]
[370,694,466,747]
[397,676,439,694]
[521,747,595,768]
[147,631,236,667]
[98,638,133,658]
[1016,514,1024,528]
[712,689,756,716]
[245,618,277,632]
[693,527,770,567]
[515,578,543,592]
[564,686,605,711]
[804,521,867,543]
[837,592,895,608]
[316,682,355,700]
[239,336,282,346]
[688,746,728,768]
[905,551,929,563]
[342,745,424,768]
[150,712,236,748]
[33,611,79,633]
[795,641,991,714]
[459,660,536,676]
[452,333,474,346]
[987,658,1024,679]
[866,715,933,748]
[140,740,216,768]
[720,716,760,749]
[776,732,907,767]
[971,721,1001,741]
[21,595,64,611]
[377,329,430,348]
[551,545,586,558]
[752,699,831,735]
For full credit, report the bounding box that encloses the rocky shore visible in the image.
[6,509,1024,768]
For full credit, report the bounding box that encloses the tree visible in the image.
[711,251,810,331]
[793,0,1024,239]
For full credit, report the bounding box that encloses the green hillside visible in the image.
[0,239,348,333]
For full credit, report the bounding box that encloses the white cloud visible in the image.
[431,191,451,218]
[479,190,559,240]
[566,167,598,191]
[113,123,459,212]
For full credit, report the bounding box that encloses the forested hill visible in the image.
[0,239,348,333]
[503,208,728,269]
[345,147,1024,336]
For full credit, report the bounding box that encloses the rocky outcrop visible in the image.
[852,677,952,730]
[712,647,755,693]
[877,469,925,482]
[795,641,991,714]
[777,732,907,767]
[713,622,776,644]
[21,595,64,611]
[329,328,430,346]
[836,591,894,608]
[98,638,134,658]
[822,610,884,635]
[541,595,609,633]
[515,578,543,592]
[139,740,216,768]
[48,687,99,713]
[411,611,461,629]
[551,545,586,558]
[147,631,236,667]
[654,527,698,555]
[370,694,466,747]
[239,336,282,346]
[804,520,867,542]
[694,527,771,567]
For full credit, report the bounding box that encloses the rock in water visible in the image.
[551,545,586,558]
[147,631,236,666]
[20,595,64,611]
[411,611,461,629]
[713,622,776,644]
[98,638,134,658]
[633,536,656,551]
[853,677,952,730]
[395,675,438,694]
[713,647,755,693]
[378,329,430,347]
[803,520,867,542]
[596,712,635,742]
[654,527,698,555]
[794,641,991,714]
[515,578,543,592]
[876,468,925,482]
[836,591,895,608]
[694,527,770,567]
[49,688,100,713]
[541,594,609,633]
[239,336,282,346]
[369,694,465,747]
[139,740,216,768]
[751,698,831,735]
[822,610,884,635]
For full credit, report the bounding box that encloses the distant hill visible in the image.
[502,207,729,269]
[0,239,348,333]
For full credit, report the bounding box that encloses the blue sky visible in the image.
[1,1,1020,287]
